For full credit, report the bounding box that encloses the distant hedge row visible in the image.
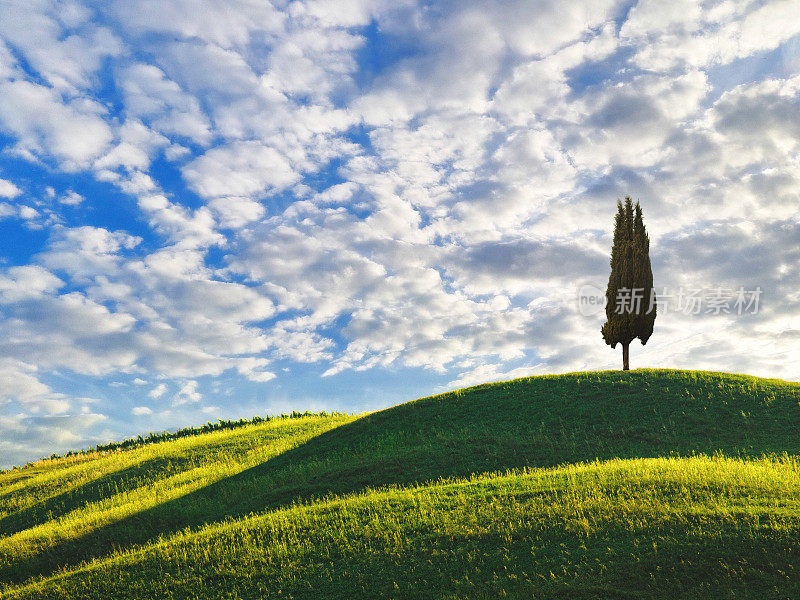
[15,411,348,470]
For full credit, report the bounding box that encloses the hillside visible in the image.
[2,369,800,598]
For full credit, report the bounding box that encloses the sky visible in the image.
[0,0,799,468]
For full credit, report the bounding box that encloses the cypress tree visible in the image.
[601,197,656,370]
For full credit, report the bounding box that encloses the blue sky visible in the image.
[0,0,799,467]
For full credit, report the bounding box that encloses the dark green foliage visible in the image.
[601,197,656,368]
[632,201,656,343]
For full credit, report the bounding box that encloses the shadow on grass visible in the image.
[0,456,196,538]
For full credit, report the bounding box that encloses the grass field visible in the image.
[2,369,799,598]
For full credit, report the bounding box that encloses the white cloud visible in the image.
[0,79,113,169]
[183,141,300,199]
[148,383,167,399]
[174,379,201,405]
[142,200,224,249]
[110,0,285,47]
[0,203,15,218]
[0,0,122,92]
[40,226,142,281]
[59,190,84,205]
[18,205,40,223]
[120,63,213,145]
[157,41,261,97]
[445,362,543,390]
[208,196,266,228]
[0,265,64,302]
[94,119,170,172]
[0,358,69,414]
[623,0,800,70]
[621,0,703,40]
[0,178,22,198]
[564,69,711,170]
[235,357,276,382]
[132,405,152,415]
[0,411,106,468]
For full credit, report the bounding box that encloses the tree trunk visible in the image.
[622,342,630,371]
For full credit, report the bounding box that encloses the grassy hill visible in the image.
[1,369,800,598]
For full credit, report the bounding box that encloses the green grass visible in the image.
[1,369,799,598]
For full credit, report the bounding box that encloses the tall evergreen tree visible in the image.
[601,197,656,370]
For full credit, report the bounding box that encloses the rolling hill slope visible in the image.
[2,369,799,598]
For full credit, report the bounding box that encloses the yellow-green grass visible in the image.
[6,457,800,599]
[0,414,356,585]
[2,369,800,597]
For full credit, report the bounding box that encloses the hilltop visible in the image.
[1,369,799,598]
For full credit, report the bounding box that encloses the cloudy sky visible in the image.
[0,0,798,467]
